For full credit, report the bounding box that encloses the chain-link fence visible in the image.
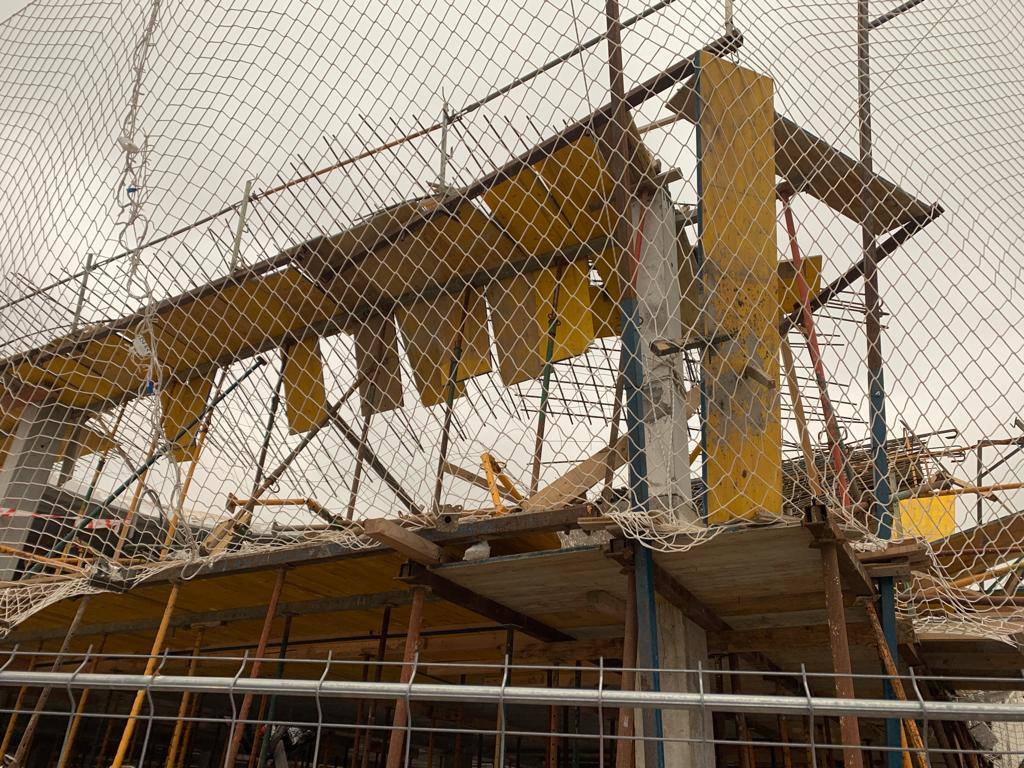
[0,0,1023,648]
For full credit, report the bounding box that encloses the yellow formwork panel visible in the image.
[899,495,956,541]
[535,136,616,245]
[160,374,214,462]
[488,261,595,386]
[325,204,512,313]
[698,53,783,524]
[397,288,491,407]
[589,284,619,339]
[536,260,594,361]
[777,255,822,315]
[354,316,404,416]
[282,337,328,434]
[483,170,573,256]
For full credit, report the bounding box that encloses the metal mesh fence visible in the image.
[0,0,1022,645]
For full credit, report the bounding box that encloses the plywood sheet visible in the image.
[159,374,214,462]
[397,287,491,407]
[282,337,328,433]
[488,261,595,386]
[698,53,783,523]
[354,315,403,416]
[433,546,627,630]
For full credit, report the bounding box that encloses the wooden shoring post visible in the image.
[164,627,206,768]
[352,654,372,768]
[360,604,393,768]
[454,673,466,768]
[778,713,794,768]
[530,269,564,495]
[780,337,822,499]
[224,567,288,768]
[863,603,929,768]
[10,595,91,768]
[109,581,181,768]
[0,651,37,756]
[818,534,865,768]
[780,192,853,506]
[162,370,227,556]
[728,655,755,768]
[54,633,108,768]
[431,288,471,515]
[385,585,426,768]
[614,564,637,768]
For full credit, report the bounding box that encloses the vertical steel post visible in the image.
[224,567,287,767]
[386,587,426,768]
[603,3,664,767]
[360,605,393,768]
[819,538,865,768]
[71,253,94,333]
[857,4,900,766]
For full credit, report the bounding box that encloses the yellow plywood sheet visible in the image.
[282,337,328,434]
[488,261,594,386]
[534,136,616,245]
[777,255,822,315]
[899,495,956,542]
[159,374,214,462]
[698,53,783,523]
[397,288,491,407]
[483,170,573,256]
[354,315,403,416]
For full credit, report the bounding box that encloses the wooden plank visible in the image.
[521,436,627,512]
[698,53,782,523]
[362,519,448,566]
[281,337,328,434]
[667,84,936,235]
[397,288,491,407]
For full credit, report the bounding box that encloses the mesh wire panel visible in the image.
[0,0,1020,640]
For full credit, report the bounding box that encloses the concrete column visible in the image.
[0,400,79,579]
[635,595,714,768]
[634,187,693,520]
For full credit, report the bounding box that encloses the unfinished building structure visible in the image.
[0,1,1023,767]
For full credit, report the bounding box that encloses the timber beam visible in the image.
[398,561,573,643]
[363,519,448,565]
[129,505,591,587]
[605,538,727,633]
